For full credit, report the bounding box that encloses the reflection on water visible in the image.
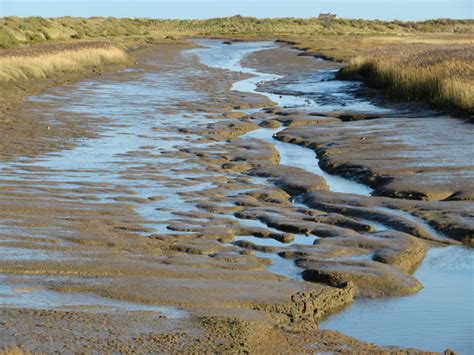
[0,276,186,318]
[255,251,303,280]
[375,207,453,244]
[321,246,474,354]
[244,127,373,196]
[234,232,317,247]
[193,39,393,114]
[268,69,393,113]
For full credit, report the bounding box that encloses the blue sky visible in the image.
[1,0,472,20]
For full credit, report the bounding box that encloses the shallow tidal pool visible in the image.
[321,246,474,354]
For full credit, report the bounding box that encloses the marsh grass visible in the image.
[0,46,128,82]
[0,347,27,355]
[339,44,474,114]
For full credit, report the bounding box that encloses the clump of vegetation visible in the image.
[0,346,28,355]
[0,26,19,48]
[339,44,474,114]
[0,17,156,48]
[0,45,128,82]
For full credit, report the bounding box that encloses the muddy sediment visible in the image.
[0,40,471,353]
[0,40,361,353]
[244,45,473,244]
[275,118,474,202]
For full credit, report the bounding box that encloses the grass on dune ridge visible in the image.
[0,16,473,115]
[0,347,27,355]
[0,16,472,48]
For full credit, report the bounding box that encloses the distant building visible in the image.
[319,13,337,19]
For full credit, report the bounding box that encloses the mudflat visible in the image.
[0,40,472,353]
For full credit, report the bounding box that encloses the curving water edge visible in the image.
[0,38,471,353]
[191,39,474,354]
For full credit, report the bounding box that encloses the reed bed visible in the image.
[0,46,128,82]
[340,44,474,114]
[0,347,27,355]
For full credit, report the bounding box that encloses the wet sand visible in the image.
[0,40,472,353]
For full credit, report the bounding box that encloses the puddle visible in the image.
[0,246,66,261]
[375,207,452,243]
[255,251,303,280]
[263,69,394,113]
[244,127,373,196]
[234,234,316,247]
[0,276,185,318]
[321,246,474,354]
[0,67,223,239]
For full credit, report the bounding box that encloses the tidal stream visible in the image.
[0,39,471,353]
[192,39,473,354]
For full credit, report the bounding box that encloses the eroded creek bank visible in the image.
[0,40,472,353]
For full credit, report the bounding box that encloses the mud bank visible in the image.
[0,41,373,353]
[275,117,474,202]
[0,39,472,353]
[222,41,473,353]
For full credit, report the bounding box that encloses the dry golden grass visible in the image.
[286,33,473,61]
[0,46,127,82]
[276,34,473,114]
[0,346,27,355]
[339,43,474,114]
